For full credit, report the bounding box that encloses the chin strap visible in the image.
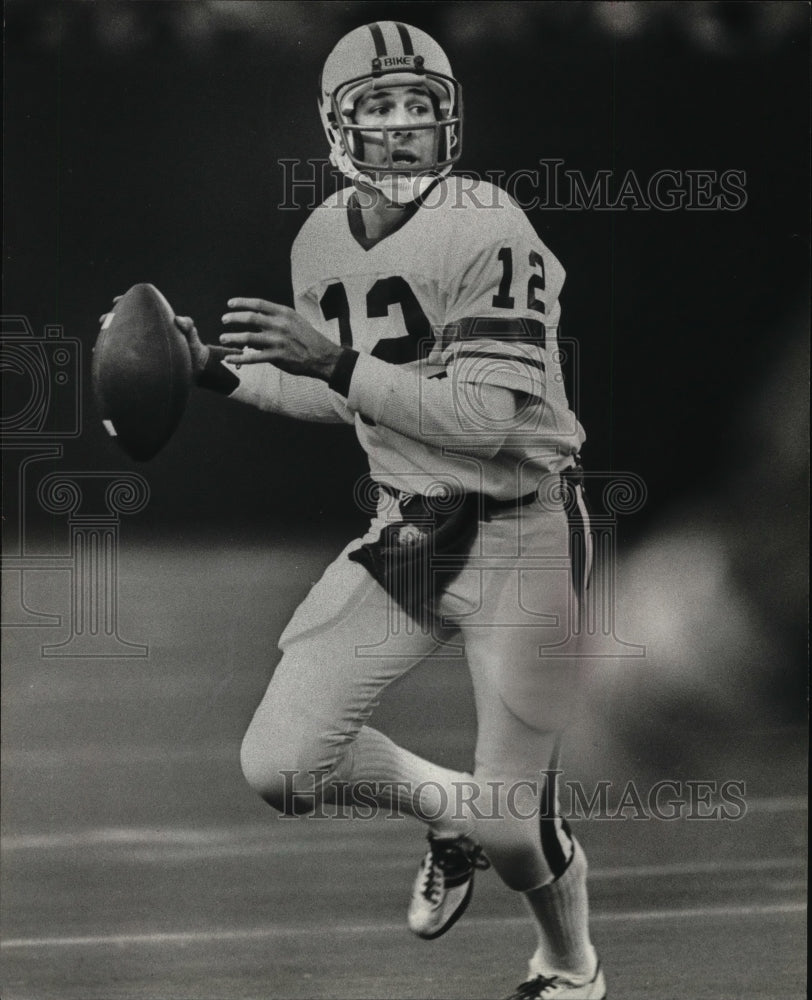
[330,134,449,206]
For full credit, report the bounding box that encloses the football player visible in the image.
[177,21,604,1000]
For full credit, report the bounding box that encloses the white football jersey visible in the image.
[229,177,585,500]
[290,178,585,499]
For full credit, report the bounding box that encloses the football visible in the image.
[92,283,192,461]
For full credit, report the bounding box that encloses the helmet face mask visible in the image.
[319,23,463,204]
[330,69,462,176]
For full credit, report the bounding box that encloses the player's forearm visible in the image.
[198,346,351,424]
[332,350,519,458]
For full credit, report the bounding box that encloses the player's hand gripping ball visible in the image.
[92,284,193,461]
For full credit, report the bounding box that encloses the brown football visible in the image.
[92,283,192,461]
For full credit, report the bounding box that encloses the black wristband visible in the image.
[327,348,360,398]
[197,346,240,395]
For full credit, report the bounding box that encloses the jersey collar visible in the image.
[345,176,445,251]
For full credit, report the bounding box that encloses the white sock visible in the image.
[342,726,474,836]
[523,838,597,981]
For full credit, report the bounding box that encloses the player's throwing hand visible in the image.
[220,297,343,380]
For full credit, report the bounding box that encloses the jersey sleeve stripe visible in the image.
[446,343,547,400]
[442,337,546,366]
[451,349,546,373]
[445,316,547,346]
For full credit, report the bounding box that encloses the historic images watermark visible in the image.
[1,314,150,656]
[277,159,748,212]
[277,770,748,822]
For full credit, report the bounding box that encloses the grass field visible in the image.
[1,535,806,999]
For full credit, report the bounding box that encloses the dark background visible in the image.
[3,2,809,681]
[4,1,807,519]
[0,11,808,996]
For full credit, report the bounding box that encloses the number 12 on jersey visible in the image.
[320,276,433,365]
[492,246,546,315]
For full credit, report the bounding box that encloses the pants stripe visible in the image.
[575,487,594,590]
[563,476,592,607]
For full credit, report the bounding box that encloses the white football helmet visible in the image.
[318,21,463,204]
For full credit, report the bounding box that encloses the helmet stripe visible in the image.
[394,22,414,55]
[368,22,387,58]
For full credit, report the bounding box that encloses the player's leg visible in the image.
[450,495,603,997]
[465,637,599,993]
[239,537,474,835]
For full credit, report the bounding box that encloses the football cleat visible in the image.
[504,961,606,1000]
[407,833,489,939]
